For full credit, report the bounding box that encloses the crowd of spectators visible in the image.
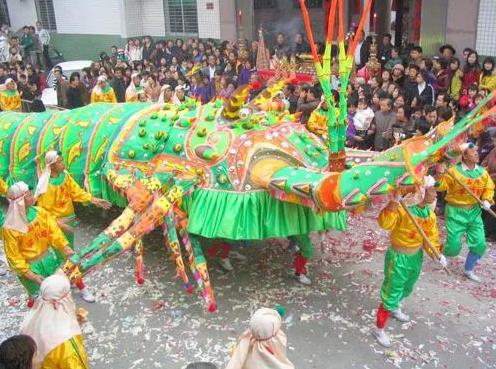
[1,23,495,164]
[0,22,51,112]
[343,35,496,155]
[0,19,496,369]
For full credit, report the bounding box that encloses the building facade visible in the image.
[0,0,495,61]
[3,0,237,60]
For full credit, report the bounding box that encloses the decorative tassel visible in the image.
[27,298,35,309]
[294,252,308,275]
[376,304,390,329]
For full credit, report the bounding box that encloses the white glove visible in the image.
[481,200,492,211]
[423,175,436,188]
[438,255,448,268]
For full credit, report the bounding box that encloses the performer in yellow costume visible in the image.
[21,272,89,369]
[35,150,111,302]
[90,75,117,103]
[436,142,495,282]
[125,72,143,102]
[0,78,21,111]
[2,182,72,306]
[373,177,447,347]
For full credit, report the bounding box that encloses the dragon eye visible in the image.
[239,107,252,120]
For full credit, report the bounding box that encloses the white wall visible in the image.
[142,0,166,36]
[197,0,220,39]
[121,0,142,37]
[53,0,122,35]
[6,0,38,31]
[219,0,236,41]
[445,0,479,54]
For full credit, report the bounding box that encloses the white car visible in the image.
[41,60,93,107]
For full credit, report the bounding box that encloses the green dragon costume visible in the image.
[0,1,494,311]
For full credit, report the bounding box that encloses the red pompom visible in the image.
[208,303,217,313]
[250,80,262,90]
[186,286,194,294]
[137,276,145,285]
[362,239,377,252]
[27,298,35,309]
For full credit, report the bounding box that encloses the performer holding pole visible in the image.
[35,150,111,302]
[436,142,495,282]
[373,176,447,347]
[2,182,73,307]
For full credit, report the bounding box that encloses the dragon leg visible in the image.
[135,239,145,285]
[163,213,192,294]
[66,186,183,281]
[67,180,155,266]
[189,234,216,312]
[175,215,202,291]
[68,207,137,266]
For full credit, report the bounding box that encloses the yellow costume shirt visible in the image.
[37,172,92,219]
[0,89,21,111]
[378,204,441,257]
[0,177,7,195]
[2,207,68,275]
[90,86,117,103]
[436,163,495,206]
[41,335,89,369]
[480,74,496,92]
[307,107,340,136]
[125,93,137,102]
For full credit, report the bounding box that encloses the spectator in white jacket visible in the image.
[36,21,52,69]
[127,38,143,64]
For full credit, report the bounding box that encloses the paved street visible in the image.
[1,205,495,369]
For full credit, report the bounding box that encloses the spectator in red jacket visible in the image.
[461,51,481,92]
[433,57,450,93]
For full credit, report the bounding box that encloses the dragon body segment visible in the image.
[1,86,494,311]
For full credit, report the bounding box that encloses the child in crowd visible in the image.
[350,97,375,149]
[459,83,479,111]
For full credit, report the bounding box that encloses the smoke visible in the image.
[272,16,304,38]
[255,7,324,45]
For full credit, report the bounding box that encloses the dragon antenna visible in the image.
[300,0,371,172]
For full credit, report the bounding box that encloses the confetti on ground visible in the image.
[1,205,495,368]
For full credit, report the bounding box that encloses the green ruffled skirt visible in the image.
[182,189,347,240]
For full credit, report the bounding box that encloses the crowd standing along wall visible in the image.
[4,0,496,62]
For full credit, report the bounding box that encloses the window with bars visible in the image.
[0,0,10,27]
[254,0,277,9]
[292,0,322,8]
[476,0,496,56]
[165,0,198,35]
[35,0,57,31]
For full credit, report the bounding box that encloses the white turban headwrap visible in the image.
[402,175,437,207]
[20,271,81,369]
[225,308,295,369]
[158,84,172,104]
[3,181,30,233]
[459,142,476,154]
[34,150,59,198]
